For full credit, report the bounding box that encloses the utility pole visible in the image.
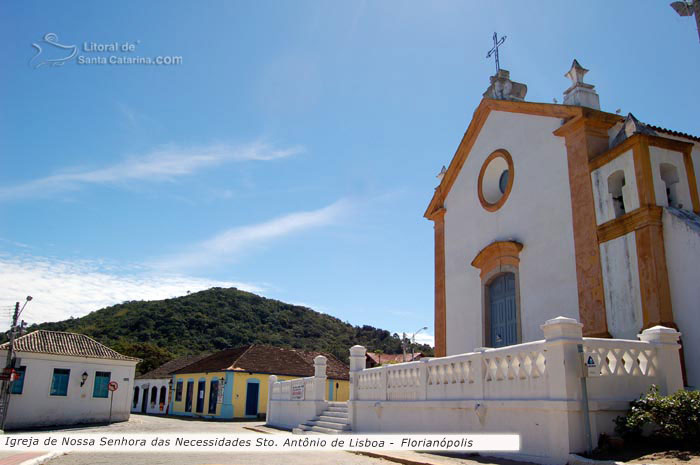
[1,296,32,429]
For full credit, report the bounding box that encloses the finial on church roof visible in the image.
[562,58,600,110]
[565,59,588,86]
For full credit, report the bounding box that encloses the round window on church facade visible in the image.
[478,149,514,212]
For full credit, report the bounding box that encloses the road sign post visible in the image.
[107,381,118,424]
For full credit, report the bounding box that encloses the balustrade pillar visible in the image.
[313,355,327,401]
[638,326,683,395]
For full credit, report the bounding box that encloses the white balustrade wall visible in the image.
[346,317,683,465]
[265,355,329,429]
[265,317,683,465]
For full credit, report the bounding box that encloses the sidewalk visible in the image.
[0,452,59,465]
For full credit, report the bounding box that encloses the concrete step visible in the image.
[308,425,345,434]
[328,401,348,407]
[304,420,351,430]
[321,411,348,419]
[318,414,348,423]
[326,406,348,413]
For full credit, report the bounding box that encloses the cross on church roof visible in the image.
[486,32,506,73]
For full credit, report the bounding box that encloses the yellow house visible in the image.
[169,344,349,419]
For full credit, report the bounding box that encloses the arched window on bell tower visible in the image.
[660,163,682,209]
[607,170,627,219]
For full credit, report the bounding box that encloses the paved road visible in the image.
[45,451,394,465]
[34,415,392,465]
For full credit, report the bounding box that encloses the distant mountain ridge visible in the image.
[24,287,433,374]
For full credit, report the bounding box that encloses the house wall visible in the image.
[170,371,226,418]
[327,378,349,401]
[1,351,136,430]
[131,378,169,415]
[663,208,700,388]
[232,373,349,417]
[443,110,579,354]
[171,371,349,419]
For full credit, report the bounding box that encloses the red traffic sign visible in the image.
[107,381,119,392]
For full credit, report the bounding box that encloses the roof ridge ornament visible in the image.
[610,113,658,148]
[562,59,600,110]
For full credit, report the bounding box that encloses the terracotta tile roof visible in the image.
[0,330,139,362]
[172,345,349,380]
[366,352,423,365]
[647,125,700,143]
[137,354,211,380]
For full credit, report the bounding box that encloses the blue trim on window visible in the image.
[328,379,333,400]
[93,371,111,398]
[50,368,70,396]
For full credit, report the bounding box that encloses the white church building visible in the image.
[425,60,700,388]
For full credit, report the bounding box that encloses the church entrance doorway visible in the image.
[488,272,517,347]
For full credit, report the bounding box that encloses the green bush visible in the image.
[615,385,700,443]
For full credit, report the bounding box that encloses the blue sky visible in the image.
[1,1,699,345]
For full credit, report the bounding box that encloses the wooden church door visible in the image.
[489,273,517,347]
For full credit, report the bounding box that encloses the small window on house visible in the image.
[150,386,157,406]
[133,386,140,408]
[175,380,183,401]
[660,163,682,208]
[93,371,111,398]
[50,368,70,396]
[607,170,627,219]
[10,366,26,394]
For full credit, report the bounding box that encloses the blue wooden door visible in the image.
[245,382,259,416]
[489,273,517,347]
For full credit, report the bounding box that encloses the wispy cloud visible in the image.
[155,199,350,270]
[0,255,263,326]
[0,141,303,201]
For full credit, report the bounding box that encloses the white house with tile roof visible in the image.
[0,330,139,430]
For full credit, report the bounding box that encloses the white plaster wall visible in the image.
[663,208,700,388]
[591,150,639,225]
[351,399,602,465]
[650,147,693,209]
[266,400,326,430]
[2,351,137,430]
[599,233,643,340]
[131,378,170,414]
[444,111,579,354]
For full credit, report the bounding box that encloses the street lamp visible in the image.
[671,1,700,43]
[411,327,429,360]
[401,326,429,362]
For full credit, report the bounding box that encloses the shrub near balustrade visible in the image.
[615,385,700,444]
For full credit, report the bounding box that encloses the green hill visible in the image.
[24,287,433,374]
